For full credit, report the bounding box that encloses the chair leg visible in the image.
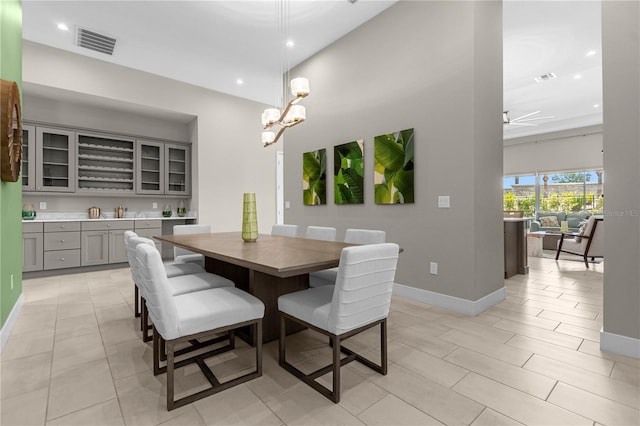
[142,299,152,342]
[134,284,140,318]
[331,334,341,403]
[153,327,161,376]
[380,319,388,375]
[583,255,590,268]
[166,339,176,411]
[279,315,286,365]
[555,235,565,260]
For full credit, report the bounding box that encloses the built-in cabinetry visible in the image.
[22,222,44,272]
[136,141,191,196]
[77,133,135,193]
[23,122,191,196]
[43,222,81,270]
[81,220,134,266]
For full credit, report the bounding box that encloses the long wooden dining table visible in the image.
[154,232,354,343]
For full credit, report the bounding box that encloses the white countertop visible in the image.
[22,212,197,223]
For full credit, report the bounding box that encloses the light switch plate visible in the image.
[437,196,450,208]
[39,202,47,209]
[285,201,291,209]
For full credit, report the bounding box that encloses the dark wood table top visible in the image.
[154,232,355,278]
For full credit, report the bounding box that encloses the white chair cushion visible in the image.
[167,272,234,296]
[305,226,337,241]
[164,262,205,278]
[174,253,205,268]
[278,285,335,331]
[172,287,264,339]
[173,224,211,259]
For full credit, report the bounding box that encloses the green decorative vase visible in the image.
[241,193,258,242]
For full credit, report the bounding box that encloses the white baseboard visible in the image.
[600,329,640,359]
[0,293,24,353]
[392,283,506,316]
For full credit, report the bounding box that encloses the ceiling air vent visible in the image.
[534,73,557,83]
[76,27,116,55]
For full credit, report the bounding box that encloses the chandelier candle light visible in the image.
[261,77,309,147]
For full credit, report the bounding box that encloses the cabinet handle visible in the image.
[60,257,65,261]
[61,225,65,229]
[60,239,65,243]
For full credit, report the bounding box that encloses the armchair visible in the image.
[556,215,603,267]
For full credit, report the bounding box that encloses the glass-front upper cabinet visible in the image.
[165,143,191,196]
[21,124,36,191]
[136,140,165,195]
[35,127,76,192]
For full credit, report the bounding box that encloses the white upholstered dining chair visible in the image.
[125,231,205,319]
[173,224,211,267]
[304,225,337,241]
[309,228,386,288]
[271,224,299,237]
[278,243,399,403]
[136,243,265,411]
[127,234,234,342]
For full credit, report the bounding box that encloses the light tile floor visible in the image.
[2,255,639,426]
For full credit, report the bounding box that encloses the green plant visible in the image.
[374,128,414,204]
[303,149,327,205]
[334,141,364,204]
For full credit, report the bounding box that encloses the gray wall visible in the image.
[602,1,640,343]
[282,1,504,302]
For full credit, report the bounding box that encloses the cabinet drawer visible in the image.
[134,220,162,229]
[44,249,81,270]
[44,231,81,251]
[23,222,43,233]
[44,221,81,232]
[82,220,134,231]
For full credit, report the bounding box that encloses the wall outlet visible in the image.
[152,202,158,209]
[430,262,438,275]
[285,201,291,209]
[39,202,47,209]
[437,196,450,208]
[10,274,14,290]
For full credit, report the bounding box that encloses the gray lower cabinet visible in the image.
[81,220,135,266]
[43,222,81,270]
[134,219,162,252]
[23,222,44,272]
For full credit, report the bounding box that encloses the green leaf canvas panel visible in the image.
[303,149,327,205]
[334,140,364,205]
[374,128,414,204]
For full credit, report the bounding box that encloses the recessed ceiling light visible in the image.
[586,50,597,56]
[534,73,557,83]
[57,23,69,31]
[286,40,294,48]
[236,79,244,86]
[574,74,582,80]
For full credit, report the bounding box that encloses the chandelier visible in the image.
[261,0,310,147]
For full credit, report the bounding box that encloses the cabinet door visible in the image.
[136,140,165,194]
[23,233,44,272]
[165,144,191,195]
[109,230,129,264]
[35,127,76,192]
[81,230,109,266]
[22,125,36,191]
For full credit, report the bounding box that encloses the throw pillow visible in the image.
[539,216,559,227]
[575,220,589,243]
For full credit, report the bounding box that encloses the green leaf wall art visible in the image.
[334,140,364,205]
[303,149,327,205]
[374,128,415,204]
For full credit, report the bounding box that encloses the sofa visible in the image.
[530,211,592,233]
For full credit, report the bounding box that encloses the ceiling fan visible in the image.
[503,110,554,127]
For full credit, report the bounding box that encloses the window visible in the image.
[504,170,603,215]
